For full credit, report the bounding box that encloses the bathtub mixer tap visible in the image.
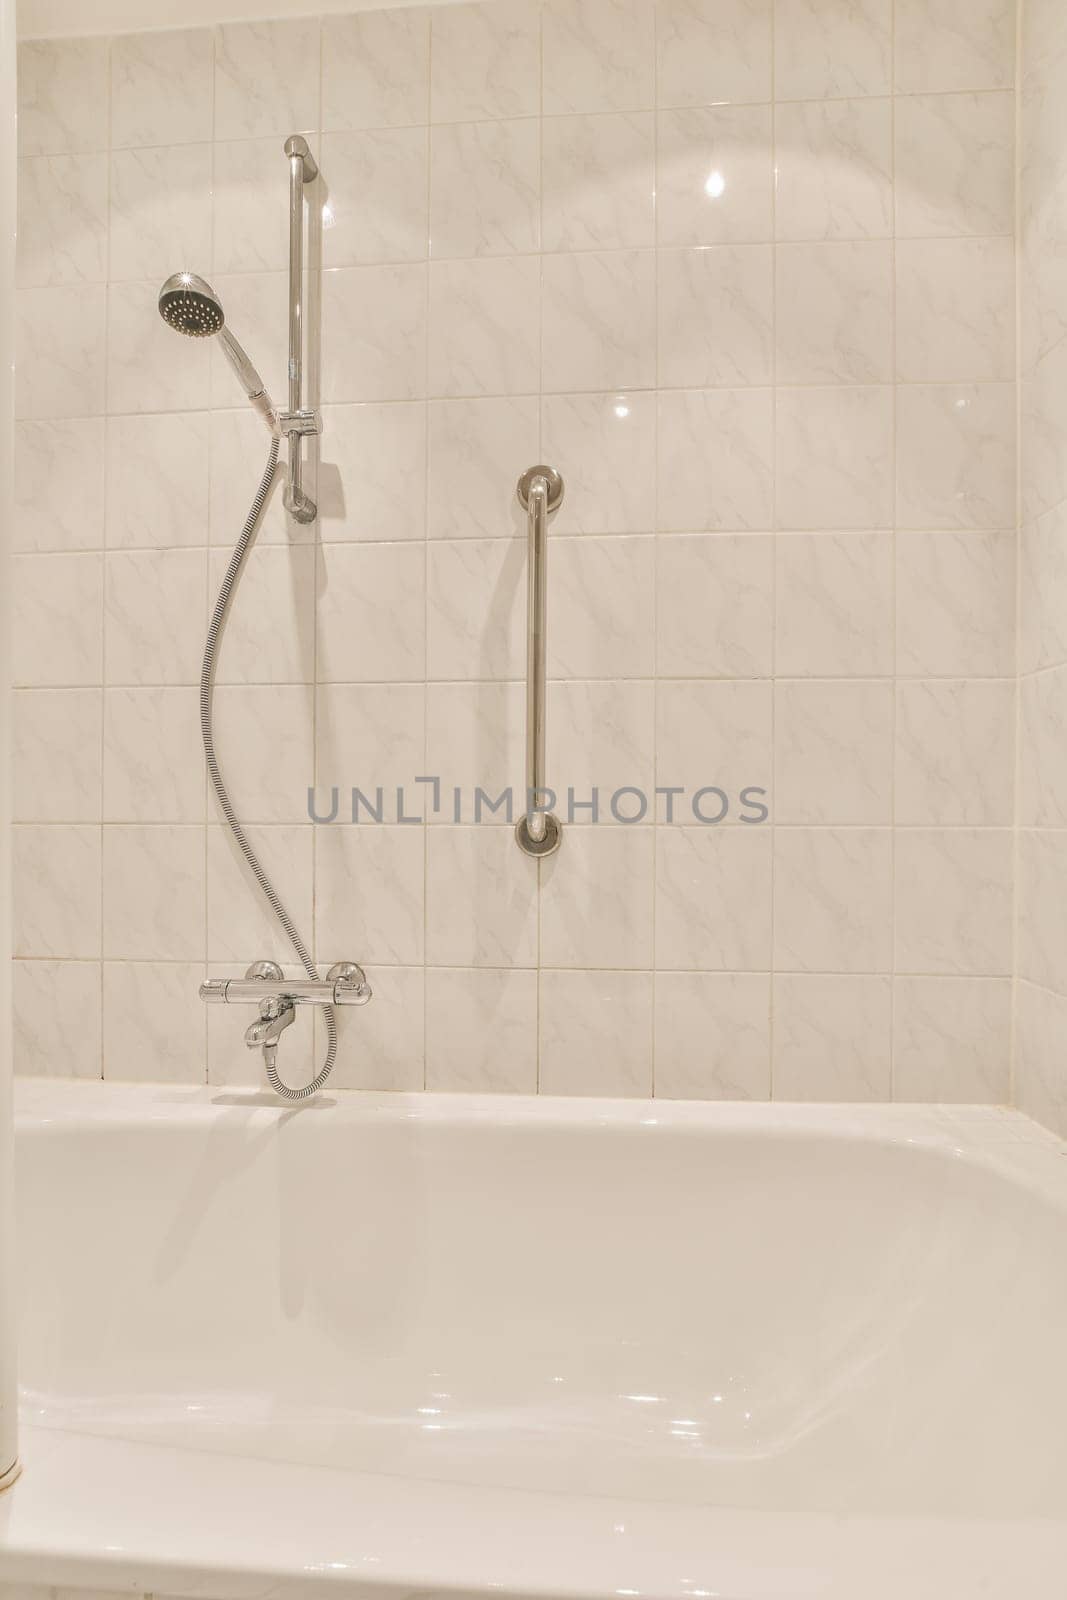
[201,960,372,1084]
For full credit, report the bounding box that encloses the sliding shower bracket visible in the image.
[283,134,320,525]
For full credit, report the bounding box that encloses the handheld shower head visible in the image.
[158,271,224,337]
[157,271,278,435]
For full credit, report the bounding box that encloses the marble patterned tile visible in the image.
[773,827,892,973]
[431,0,541,122]
[103,687,204,824]
[894,829,1013,977]
[892,976,1010,1103]
[539,969,653,1096]
[323,7,430,130]
[214,19,320,141]
[316,543,426,684]
[775,532,893,677]
[541,826,654,968]
[897,679,1015,827]
[655,827,772,970]
[17,284,106,420]
[897,384,1016,530]
[426,968,538,1093]
[774,680,893,825]
[315,826,425,967]
[430,120,539,259]
[658,389,774,531]
[323,129,430,268]
[895,0,1015,94]
[541,391,656,534]
[106,413,211,550]
[428,397,538,540]
[542,113,654,252]
[658,246,773,388]
[111,27,214,148]
[773,975,891,1100]
[548,534,656,677]
[427,538,526,680]
[896,530,1015,678]
[17,154,107,288]
[657,105,774,246]
[14,825,101,959]
[14,688,101,823]
[426,825,538,967]
[103,963,207,1084]
[15,960,102,1079]
[213,137,298,275]
[207,544,316,686]
[105,549,207,687]
[776,386,893,530]
[319,402,427,543]
[775,0,891,100]
[103,825,206,962]
[775,241,892,385]
[323,265,428,404]
[542,249,656,392]
[895,91,1015,238]
[18,37,109,157]
[547,679,655,820]
[896,237,1016,384]
[653,973,770,1100]
[542,0,655,114]
[1020,505,1067,675]
[15,419,105,552]
[424,681,523,822]
[775,99,893,242]
[428,256,540,397]
[13,553,102,688]
[656,679,772,807]
[656,534,774,676]
[656,0,772,109]
[1020,667,1067,827]
[205,824,311,968]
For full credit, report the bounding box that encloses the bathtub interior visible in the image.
[15,1091,1067,1523]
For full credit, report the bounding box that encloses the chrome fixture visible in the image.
[203,960,371,1086]
[515,465,564,858]
[198,440,370,1101]
[158,271,280,436]
[157,134,323,524]
[201,961,372,1010]
[161,139,355,1101]
[282,134,320,524]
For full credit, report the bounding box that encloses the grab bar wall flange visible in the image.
[515,465,564,859]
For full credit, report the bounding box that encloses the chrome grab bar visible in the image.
[515,465,564,858]
[280,135,320,524]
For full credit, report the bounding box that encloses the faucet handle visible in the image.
[246,960,284,982]
[327,962,372,1004]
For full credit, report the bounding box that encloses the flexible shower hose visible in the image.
[201,436,336,1100]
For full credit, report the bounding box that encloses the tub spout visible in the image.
[245,996,296,1050]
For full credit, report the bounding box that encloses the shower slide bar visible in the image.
[280,134,320,524]
[515,466,564,859]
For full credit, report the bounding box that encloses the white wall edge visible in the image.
[0,0,16,1491]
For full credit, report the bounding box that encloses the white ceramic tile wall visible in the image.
[1016,0,1067,1134]
[13,0,1018,1102]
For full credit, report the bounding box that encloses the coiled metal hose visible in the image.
[201,437,336,1100]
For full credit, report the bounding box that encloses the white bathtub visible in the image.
[1,1080,1067,1598]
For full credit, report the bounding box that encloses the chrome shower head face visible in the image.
[158,271,224,338]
